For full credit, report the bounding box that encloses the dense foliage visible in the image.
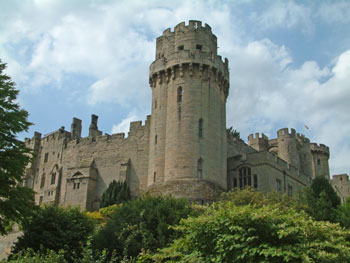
[99,180,131,208]
[11,205,95,262]
[0,60,35,234]
[92,195,194,261]
[144,199,350,263]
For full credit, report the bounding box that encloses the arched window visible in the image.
[198,119,203,138]
[177,86,182,103]
[197,158,203,179]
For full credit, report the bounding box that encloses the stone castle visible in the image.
[23,20,342,211]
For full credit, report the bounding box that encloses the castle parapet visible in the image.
[310,143,330,156]
[248,133,269,151]
[277,128,296,137]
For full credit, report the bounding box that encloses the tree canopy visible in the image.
[99,180,131,208]
[0,60,35,234]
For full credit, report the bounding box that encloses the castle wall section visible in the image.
[61,117,151,210]
[332,174,350,203]
[25,128,71,205]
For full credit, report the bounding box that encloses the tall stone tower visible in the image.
[147,20,229,201]
[311,143,330,179]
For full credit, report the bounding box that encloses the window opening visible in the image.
[253,174,258,188]
[288,185,293,196]
[154,172,156,182]
[196,44,202,50]
[51,172,56,185]
[317,159,321,165]
[233,177,237,188]
[197,158,203,179]
[40,174,45,188]
[44,152,49,163]
[276,179,281,192]
[155,135,158,145]
[238,167,252,189]
[177,87,183,103]
[178,45,184,50]
[198,119,203,138]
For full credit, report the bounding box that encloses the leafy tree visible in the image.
[145,202,350,263]
[11,205,95,262]
[297,176,340,222]
[226,126,240,140]
[99,180,131,208]
[337,197,350,228]
[0,60,35,234]
[310,176,340,208]
[92,195,194,261]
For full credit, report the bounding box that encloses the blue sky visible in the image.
[1,0,350,175]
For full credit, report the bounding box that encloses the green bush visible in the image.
[92,194,194,261]
[11,205,95,262]
[148,202,350,263]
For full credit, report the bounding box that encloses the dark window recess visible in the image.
[288,185,293,196]
[51,172,56,185]
[233,177,237,188]
[73,182,80,190]
[197,158,203,179]
[154,172,156,182]
[196,44,202,50]
[40,174,45,188]
[238,167,252,189]
[178,45,184,50]
[199,119,203,138]
[177,87,183,103]
[253,174,258,188]
[155,135,158,145]
[44,152,49,163]
[276,179,281,192]
[317,159,321,165]
[178,107,181,121]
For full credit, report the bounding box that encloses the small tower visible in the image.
[248,133,269,151]
[148,21,229,200]
[88,114,102,138]
[277,128,300,168]
[71,117,82,139]
[296,133,313,177]
[310,143,330,179]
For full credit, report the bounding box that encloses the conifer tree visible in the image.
[99,180,131,208]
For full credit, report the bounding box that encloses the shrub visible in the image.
[11,205,95,262]
[92,195,194,261]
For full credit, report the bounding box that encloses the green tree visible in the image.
[226,126,240,140]
[297,176,340,222]
[0,60,35,235]
[11,205,95,262]
[145,202,350,263]
[92,195,194,261]
[337,198,350,228]
[99,180,131,208]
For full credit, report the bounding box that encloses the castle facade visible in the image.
[24,21,332,210]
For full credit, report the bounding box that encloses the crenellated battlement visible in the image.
[310,143,330,155]
[248,133,269,141]
[296,133,310,143]
[277,128,296,137]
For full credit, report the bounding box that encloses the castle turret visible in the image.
[71,117,82,139]
[277,128,300,169]
[296,133,313,177]
[248,133,268,151]
[148,21,229,199]
[310,143,330,179]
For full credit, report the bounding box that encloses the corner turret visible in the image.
[248,133,269,151]
[311,143,330,179]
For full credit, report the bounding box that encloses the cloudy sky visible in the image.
[1,0,349,175]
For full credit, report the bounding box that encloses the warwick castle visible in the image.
[23,21,349,210]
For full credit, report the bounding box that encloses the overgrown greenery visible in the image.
[141,190,350,263]
[10,205,95,262]
[0,60,35,235]
[99,180,131,208]
[92,194,195,261]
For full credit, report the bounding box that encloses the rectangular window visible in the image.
[154,172,156,183]
[178,45,184,50]
[288,185,293,196]
[73,183,76,189]
[39,196,43,205]
[317,159,321,165]
[44,152,49,163]
[77,182,80,189]
[51,173,56,185]
[196,44,202,50]
[276,179,281,192]
[253,174,258,188]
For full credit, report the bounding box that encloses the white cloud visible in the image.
[111,109,144,135]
